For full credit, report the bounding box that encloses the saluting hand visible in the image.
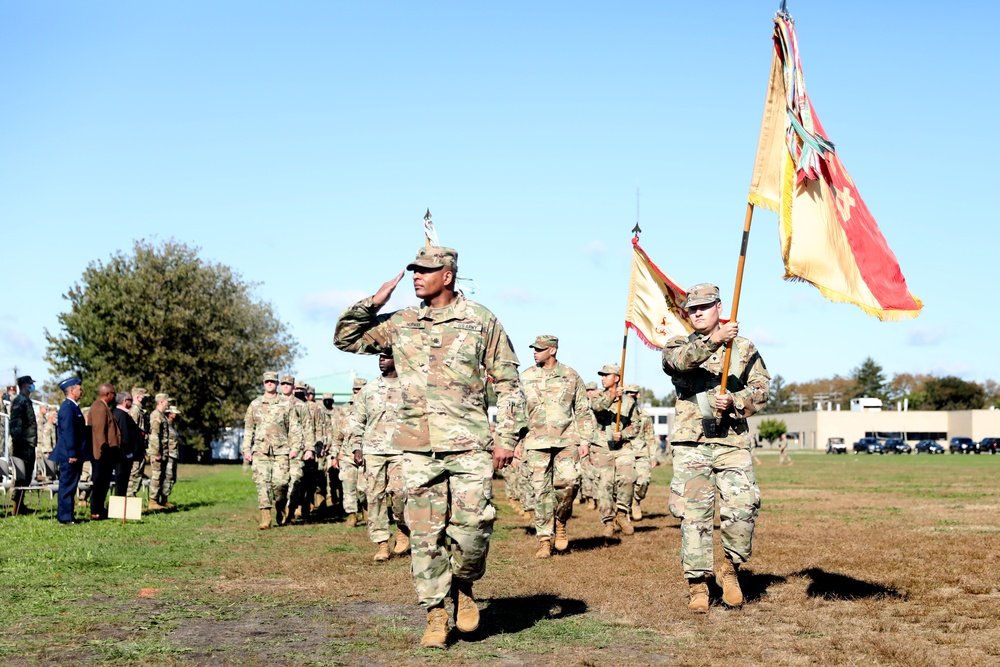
[372,271,405,307]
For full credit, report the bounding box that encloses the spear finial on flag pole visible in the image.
[423,209,438,247]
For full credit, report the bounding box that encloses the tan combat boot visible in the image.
[719,559,744,607]
[535,538,552,559]
[589,498,598,510]
[345,512,357,528]
[617,511,635,536]
[420,606,448,649]
[510,498,522,513]
[553,520,569,552]
[373,541,390,562]
[258,509,272,530]
[314,493,325,510]
[453,580,480,633]
[602,520,616,538]
[688,578,709,613]
[393,529,411,555]
[147,498,164,512]
[294,506,303,520]
[631,499,643,521]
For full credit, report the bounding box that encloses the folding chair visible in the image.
[10,456,55,517]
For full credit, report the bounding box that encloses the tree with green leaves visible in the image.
[762,374,792,414]
[850,357,887,402]
[914,376,985,411]
[757,418,787,443]
[45,240,298,454]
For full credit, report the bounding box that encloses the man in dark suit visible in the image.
[112,391,141,497]
[89,383,121,520]
[49,377,89,524]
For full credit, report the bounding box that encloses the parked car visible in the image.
[914,440,945,454]
[949,437,978,454]
[826,437,847,454]
[979,437,1000,455]
[853,437,883,454]
[883,438,912,454]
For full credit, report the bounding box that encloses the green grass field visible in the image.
[1,453,998,666]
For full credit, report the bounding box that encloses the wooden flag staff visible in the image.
[717,202,755,396]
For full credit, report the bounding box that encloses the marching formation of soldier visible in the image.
[239,245,771,648]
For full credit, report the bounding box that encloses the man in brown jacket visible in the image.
[89,383,122,520]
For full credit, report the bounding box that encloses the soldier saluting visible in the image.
[335,245,527,649]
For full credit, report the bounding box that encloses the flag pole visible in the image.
[718,202,755,396]
[616,219,642,430]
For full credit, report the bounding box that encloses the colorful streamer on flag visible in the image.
[748,13,922,321]
[625,237,692,349]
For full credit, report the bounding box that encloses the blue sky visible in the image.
[2,1,997,399]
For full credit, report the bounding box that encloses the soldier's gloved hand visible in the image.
[493,447,514,471]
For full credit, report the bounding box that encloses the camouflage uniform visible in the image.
[662,316,770,579]
[520,350,594,541]
[348,374,408,544]
[147,403,170,503]
[302,390,327,515]
[162,408,181,500]
[284,380,313,516]
[337,384,368,516]
[334,260,526,610]
[38,415,57,459]
[127,389,151,497]
[626,389,657,510]
[590,378,639,525]
[242,389,302,511]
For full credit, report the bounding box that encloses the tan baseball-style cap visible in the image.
[597,364,621,376]
[280,374,295,385]
[684,283,721,309]
[262,371,279,382]
[406,246,458,271]
[294,381,307,391]
[322,392,333,400]
[529,335,559,350]
[131,387,148,397]
[624,383,640,393]
[585,382,598,391]
[167,406,181,415]
[155,393,173,403]
[353,378,367,390]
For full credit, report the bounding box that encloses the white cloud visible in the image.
[0,327,38,356]
[927,360,972,377]
[907,326,945,346]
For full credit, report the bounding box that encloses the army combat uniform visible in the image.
[127,388,151,497]
[284,380,314,521]
[590,369,639,535]
[625,385,657,521]
[334,265,527,614]
[162,406,182,503]
[147,399,170,505]
[661,289,769,588]
[242,374,302,527]
[519,337,595,554]
[338,380,369,523]
[348,373,409,554]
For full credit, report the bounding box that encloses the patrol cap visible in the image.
[529,335,559,350]
[154,393,172,403]
[379,347,393,357]
[322,392,334,400]
[262,371,279,382]
[406,246,458,272]
[684,283,721,309]
[16,375,34,385]
[280,374,295,385]
[306,385,315,394]
[131,387,148,398]
[353,378,367,390]
[58,377,82,391]
[597,364,621,376]
[294,381,307,391]
[624,383,640,393]
[167,406,181,415]
[585,382,597,391]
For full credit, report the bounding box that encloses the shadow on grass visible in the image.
[462,593,588,641]
[793,568,906,601]
[741,571,787,603]
[633,525,661,534]
[567,536,620,552]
